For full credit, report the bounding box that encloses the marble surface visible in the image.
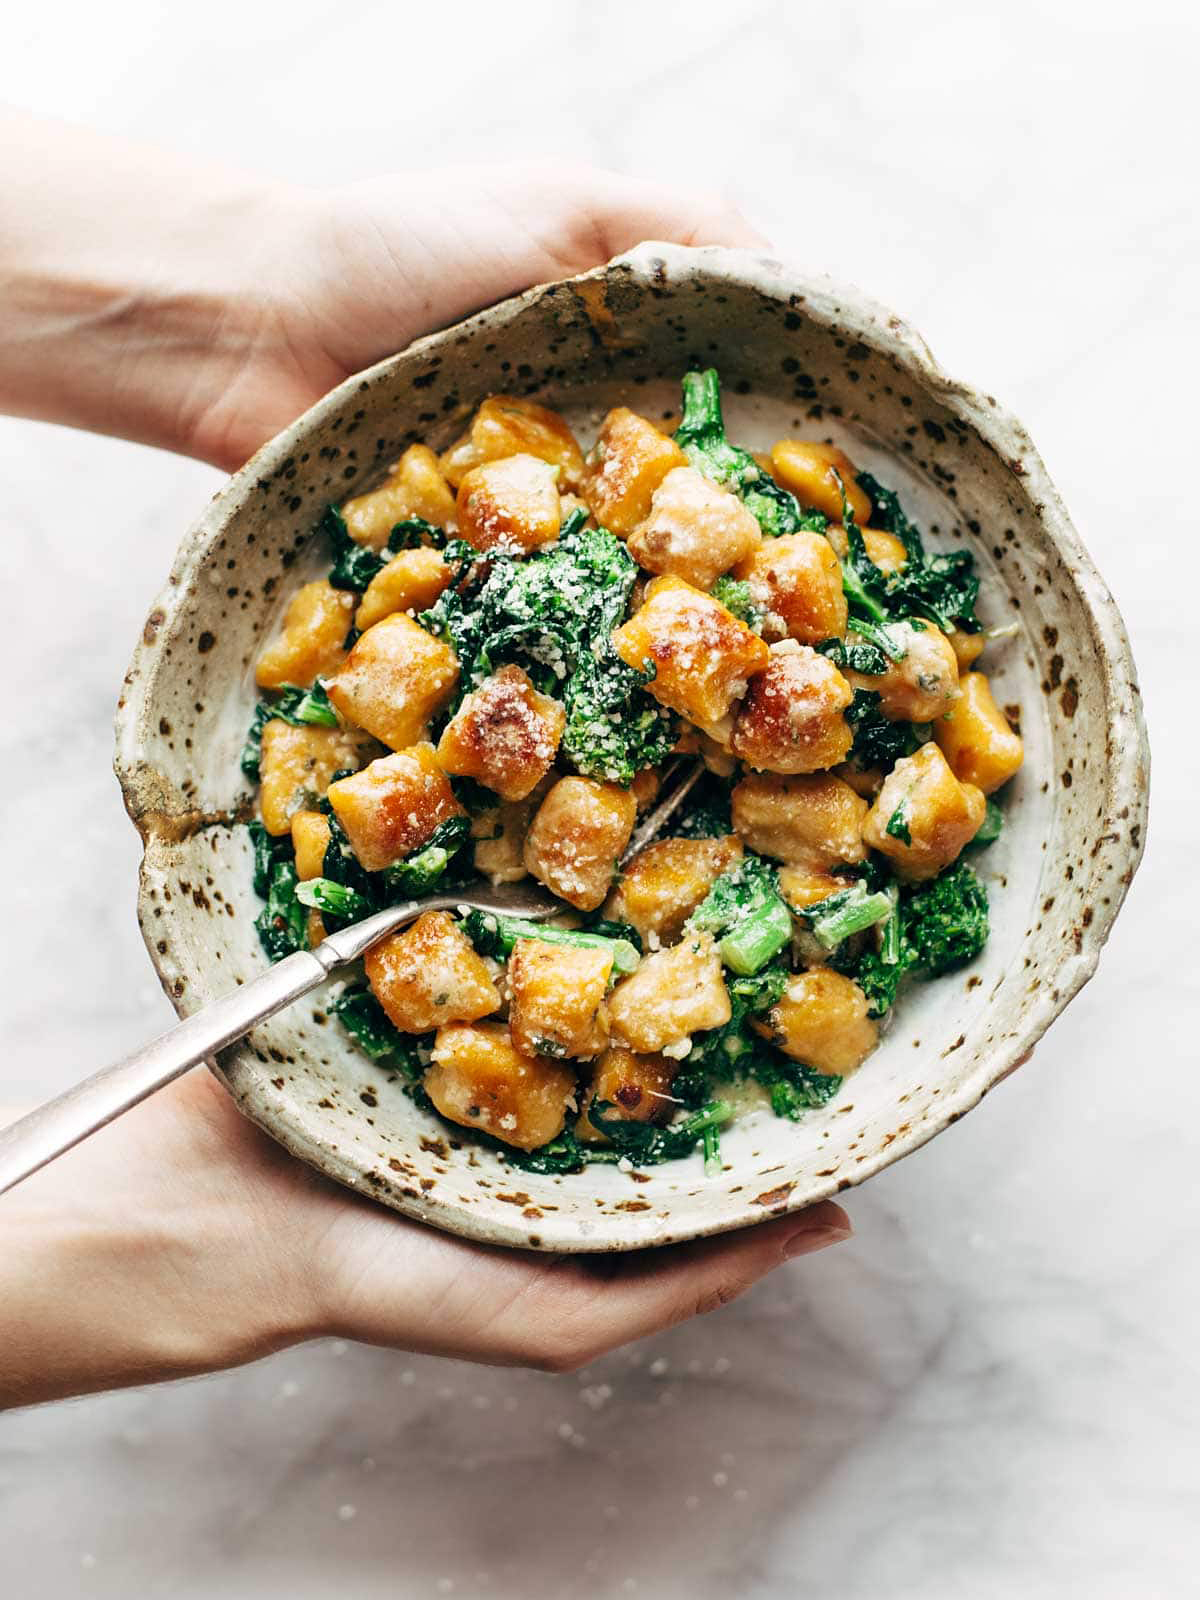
[1,1,1197,1594]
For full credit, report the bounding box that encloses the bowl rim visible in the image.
[115,242,1150,1250]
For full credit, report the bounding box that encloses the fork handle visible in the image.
[0,947,335,1197]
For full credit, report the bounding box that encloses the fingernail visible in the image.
[783,1222,852,1259]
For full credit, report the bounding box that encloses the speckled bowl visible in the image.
[114,244,1148,1251]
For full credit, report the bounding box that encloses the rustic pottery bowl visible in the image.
[114,244,1148,1252]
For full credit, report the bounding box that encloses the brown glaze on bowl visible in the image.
[114,245,1149,1251]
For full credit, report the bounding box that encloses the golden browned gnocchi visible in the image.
[328,745,464,871]
[246,368,1014,1174]
[365,911,500,1033]
[340,444,456,549]
[425,1022,576,1151]
[611,575,769,730]
[326,611,459,750]
[456,453,562,555]
[439,395,584,489]
[608,934,731,1055]
[523,777,637,911]
[627,466,761,589]
[436,665,564,801]
[729,641,854,774]
[255,580,355,691]
[507,938,613,1060]
[862,741,987,880]
[581,407,688,534]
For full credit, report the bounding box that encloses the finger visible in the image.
[485,1201,852,1372]
[531,163,772,257]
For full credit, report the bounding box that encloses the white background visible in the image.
[1,2,1197,1595]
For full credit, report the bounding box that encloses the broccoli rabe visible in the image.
[586,1098,732,1167]
[240,682,339,780]
[675,369,827,536]
[421,517,674,784]
[840,860,989,1016]
[856,471,980,635]
[972,797,1004,847]
[687,854,793,976]
[254,856,307,961]
[844,689,927,772]
[294,877,368,920]
[671,772,734,839]
[710,575,764,630]
[751,1058,842,1120]
[799,880,895,950]
[331,985,427,1081]
[324,505,387,592]
[381,815,472,898]
[816,635,889,676]
[460,908,641,975]
[676,962,789,1096]
[325,505,448,593]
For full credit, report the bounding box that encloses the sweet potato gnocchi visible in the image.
[245,368,1022,1174]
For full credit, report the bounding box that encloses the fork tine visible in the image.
[620,760,705,864]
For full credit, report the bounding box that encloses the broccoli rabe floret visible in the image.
[710,576,765,630]
[799,880,895,950]
[420,517,674,783]
[460,909,641,974]
[675,369,824,536]
[840,860,989,1016]
[855,471,980,635]
[686,854,793,975]
[844,689,927,772]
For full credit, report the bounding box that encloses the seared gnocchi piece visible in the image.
[259,720,368,837]
[439,395,585,490]
[627,466,761,589]
[605,834,744,945]
[456,453,562,555]
[523,777,637,911]
[290,810,331,880]
[577,1047,678,1142]
[862,742,986,880]
[607,934,731,1055]
[328,745,465,872]
[291,809,332,947]
[824,522,907,575]
[776,865,848,912]
[731,771,868,870]
[436,665,565,801]
[846,619,960,724]
[933,671,1023,794]
[340,444,456,549]
[768,440,872,525]
[730,640,854,774]
[611,575,769,731]
[733,530,847,644]
[471,795,539,885]
[365,911,500,1033]
[508,938,613,1060]
[581,408,688,535]
[255,580,355,691]
[355,547,451,632]
[946,627,987,672]
[326,612,459,750]
[425,1022,576,1151]
[752,969,877,1076]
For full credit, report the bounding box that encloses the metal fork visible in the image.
[0,762,703,1195]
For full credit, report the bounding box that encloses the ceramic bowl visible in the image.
[114,244,1148,1252]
